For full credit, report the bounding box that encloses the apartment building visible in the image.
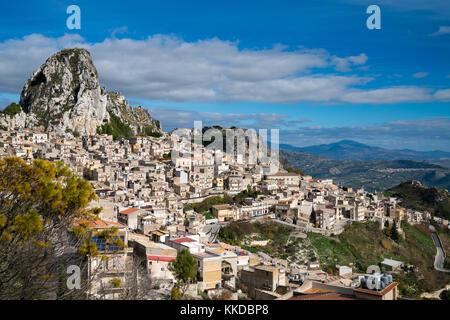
[212,204,236,222]
[193,252,223,290]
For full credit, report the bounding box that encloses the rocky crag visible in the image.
[0,48,162,138]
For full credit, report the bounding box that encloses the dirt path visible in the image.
[421,283,450,299]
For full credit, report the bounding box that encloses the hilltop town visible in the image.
[1,47,449,301]
[2,127,449,300]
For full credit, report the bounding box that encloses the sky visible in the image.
[0,0,449,151]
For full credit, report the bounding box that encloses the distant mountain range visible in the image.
[281,149,450,192]
[280,140,450,162]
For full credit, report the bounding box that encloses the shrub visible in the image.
[110,278,121,288]
[1,103,21,117]
[170,286,182,300]
[96,112,132,140]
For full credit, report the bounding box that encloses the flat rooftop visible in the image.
[193,252,221,259]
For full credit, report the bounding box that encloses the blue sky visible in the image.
[0,0,449,150]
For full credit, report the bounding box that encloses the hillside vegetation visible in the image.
[217,221,293,258]
[307,221,450,298]
[386,180,450,220]
[219,220,450,298]
[0,103,21,117]
[96,112,163,141]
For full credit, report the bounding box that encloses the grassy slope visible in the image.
[217,221,292,258]
[387,182,450,220]
[308,221,389,271]
[308,221,450,297]
[218,220,450,297]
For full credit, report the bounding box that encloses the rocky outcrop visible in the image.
[0,48,162,137]
[106,92,161,135]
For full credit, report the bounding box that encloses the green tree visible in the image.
[0,157,100,299]
[168,249,197,297]
[218,227,239,245]
[170,286,182,300]
[183,203,193,213]
[310,208,317,225]
[390,220,400,242]
[162,152,171,160]
[286,166,305,176]
[1,103,21,117]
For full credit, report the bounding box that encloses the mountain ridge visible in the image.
[281,148,450,192]
[280,140,450,162]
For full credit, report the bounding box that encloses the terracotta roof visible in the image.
[73,218,108,228]
[303,288,330,294]
[107,220,126,227]
[119,208,140,215]
[171,237,196,244]
[147,255,176,262]
[73,218,125,229]
[354,282,398,296]
[289,293,359,301]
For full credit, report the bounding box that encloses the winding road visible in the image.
[429,225,450,273]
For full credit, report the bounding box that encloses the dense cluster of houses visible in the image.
[1,128,448,300]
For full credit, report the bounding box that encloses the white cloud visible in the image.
[147,107,310,131]
[0,33,447,105]
[413,72,429,78]
[331,53,368,72]
[430,26,450,36]
[434,89,450,101]
[0,34,84,93]
[340,86,434,104]
[111,26,129,38]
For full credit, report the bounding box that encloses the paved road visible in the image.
[429,225,450,273]
[202,224,221,242]
[270,218,308,231]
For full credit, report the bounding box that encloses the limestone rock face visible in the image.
[0,48,162,137]
[0,111,30,129]
[106,92,162,134]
